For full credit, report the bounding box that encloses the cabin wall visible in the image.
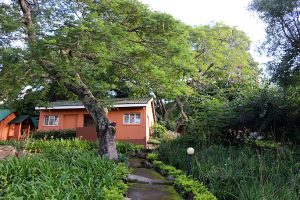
[12,123,21,140]
[38,109,87,131]
[0,113,17,140]
[108,107,147,145]
[38,107,149,145]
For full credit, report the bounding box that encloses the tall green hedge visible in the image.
[30,129,76,140]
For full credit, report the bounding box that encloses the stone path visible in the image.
[127,158,182,200]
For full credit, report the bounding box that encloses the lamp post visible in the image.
[186,147,194,176]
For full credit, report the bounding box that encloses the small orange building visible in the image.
[0,110,37,140]
[35,98,155,146]
[0,110,17,140]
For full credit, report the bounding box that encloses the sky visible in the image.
[139,0,269,67]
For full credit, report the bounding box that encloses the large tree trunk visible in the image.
[175,96,188,134]
[155,97,167,121]
[18,0,118,160]
[65,75,118,160]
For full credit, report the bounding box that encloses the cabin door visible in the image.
[63,115,78,129]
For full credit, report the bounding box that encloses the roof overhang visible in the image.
[35,106,85,110]
[35,104,148,110]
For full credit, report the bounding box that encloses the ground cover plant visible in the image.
[0,138,144,156]
[147,153,217,200]
[30,129,76,140]
[0,139,136,199]
[157,135,300,200]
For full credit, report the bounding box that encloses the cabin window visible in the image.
[44,115,59,126]
[123,114,141,124]
[84,115,95,127]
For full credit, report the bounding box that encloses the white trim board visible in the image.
[35,104,148,110]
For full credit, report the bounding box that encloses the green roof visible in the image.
[30,117,39,128]
[9,115,39,129]
[9,115,29,124]
[0,109,14,122]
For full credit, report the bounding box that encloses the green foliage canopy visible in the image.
[0,0,195,105]
[249,0,300,87]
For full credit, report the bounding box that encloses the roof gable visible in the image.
[9,115,30,124]
[0,109,14,122]
[9,115,39,129]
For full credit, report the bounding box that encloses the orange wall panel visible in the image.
[107,107,146,145]
[38,109,87,131]
[0,113,17,140]
[63,114,78,129]
[13,123,21,140]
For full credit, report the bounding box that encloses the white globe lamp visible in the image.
[187,147,195,155]
[186,147,194,175]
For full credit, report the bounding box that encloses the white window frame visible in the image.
[44,115,59,126]
[123,113,141,124]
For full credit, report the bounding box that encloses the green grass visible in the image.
[0,139,130,199]
[158,135,300,200]
[0,138,144,155]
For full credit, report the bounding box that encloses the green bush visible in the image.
[174,175,216,200]
[158,135,300,200]
[0,146,128,199]
[116,142,144,155]
[24,139,143,156]
[148,154,216,200]
[147,153,159,161]
[147,138,161,145]
[153,123,167,138]
[2,139,143,157]
[30,129,76,140]
[24,138,95,153]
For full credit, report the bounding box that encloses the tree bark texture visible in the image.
[65,75,118,160]
[155,97,167,121]
[18,0,36,43]
[175,96,188,134]
[17,0,118,160]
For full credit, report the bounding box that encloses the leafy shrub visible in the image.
[3,139,143,157]
[147,138,161,145]
[24,138,95,153]
[116,142,144,155]
[0,147,128,199]
[186,95,232,141]
[147,153,159,161]
[174,175,216,200]
[24,139,143,157]
[162,131,179,142]
[153,123,167,138]
[30,129,76,140]
[148,154,216,200]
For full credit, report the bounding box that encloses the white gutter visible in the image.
[35,104,148,110]
[35,106,85,110]
[112,104,147,108]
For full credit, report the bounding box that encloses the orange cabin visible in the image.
[35,98,156,146]
[0,110,37,141]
